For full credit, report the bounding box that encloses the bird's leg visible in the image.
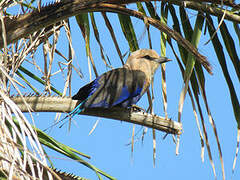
[130,104,146,113]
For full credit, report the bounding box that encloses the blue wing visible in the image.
[72,76,101,102]
[72,68,147,110]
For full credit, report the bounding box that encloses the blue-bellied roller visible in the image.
[68,49,171,118]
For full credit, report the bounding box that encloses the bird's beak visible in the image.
[154,57,172,64]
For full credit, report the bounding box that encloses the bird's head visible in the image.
[124,49,171,76]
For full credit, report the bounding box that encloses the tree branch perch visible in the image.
[7,96,182,135]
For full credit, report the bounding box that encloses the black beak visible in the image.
[154,57,172,64]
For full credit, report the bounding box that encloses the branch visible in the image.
[167,0,240,22]
[0,1,213,74]
[7,96,182,135]
[113,0,239,8]
[93,3,212,73]
[1,0,239,49]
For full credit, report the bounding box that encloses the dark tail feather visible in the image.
[64,99,86,119]
[43,100,86,131]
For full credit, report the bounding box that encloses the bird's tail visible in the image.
[63,99,87,120]
[43,100,86,131]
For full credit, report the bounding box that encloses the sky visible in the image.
[18,2,240,180]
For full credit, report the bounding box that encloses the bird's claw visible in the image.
[130,105,146,112]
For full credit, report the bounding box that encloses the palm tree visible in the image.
[0,0,239,179]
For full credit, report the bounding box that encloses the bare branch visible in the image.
[6,96,182,135]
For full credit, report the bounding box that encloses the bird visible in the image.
[67,49,171,118]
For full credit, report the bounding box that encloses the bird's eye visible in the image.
[142,55,152,59]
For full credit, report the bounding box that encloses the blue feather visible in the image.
[86,85,143,108]
[61,99,87,122]
[113,85,143,106]
[68,100,86,117]
[112,86,131,105]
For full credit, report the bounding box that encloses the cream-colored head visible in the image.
[124,49,170,78]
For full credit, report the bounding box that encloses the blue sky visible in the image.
[19,3,240,180]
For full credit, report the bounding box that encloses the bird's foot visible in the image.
[130,105,146,112]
